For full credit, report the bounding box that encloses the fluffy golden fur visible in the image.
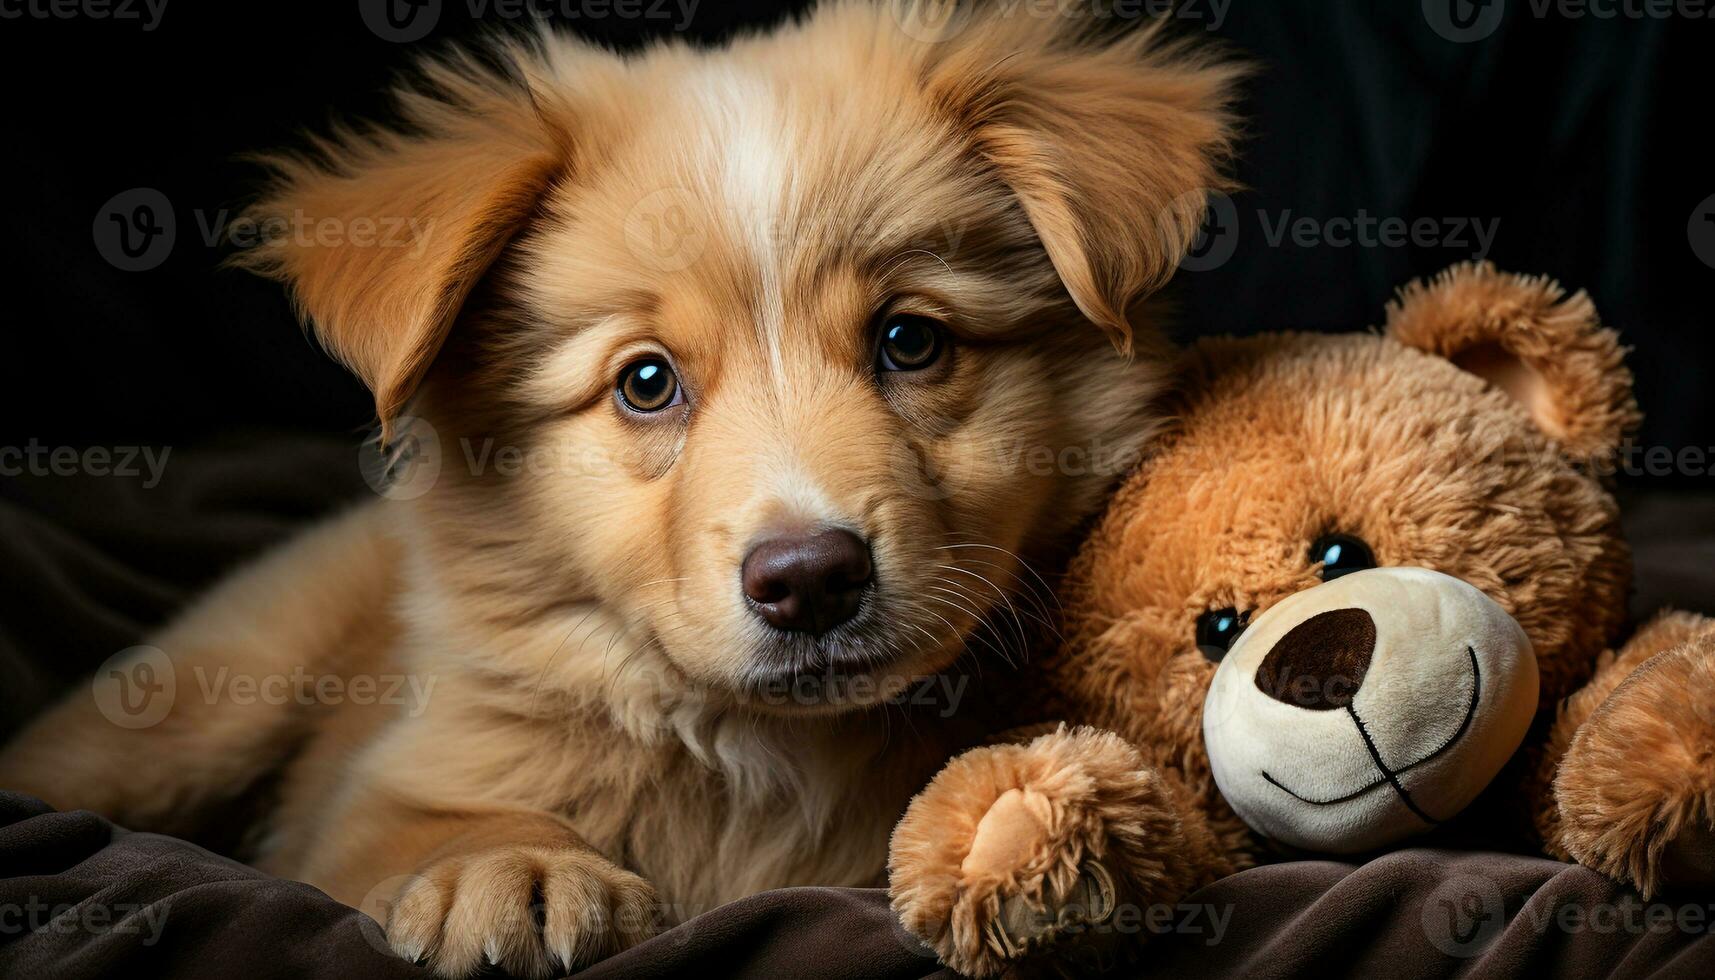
[888,262,1715,976]
[0,4,1242,977]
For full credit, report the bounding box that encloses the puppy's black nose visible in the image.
[1256,607,1376,710]
[742,529,872,635]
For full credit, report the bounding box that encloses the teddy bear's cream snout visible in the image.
[1203,567,1540,853]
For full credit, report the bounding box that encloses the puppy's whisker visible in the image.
[880,247,955,281]
[928,576,1021,666]
[933,566,1035,656]
[938,555,1060,635]
[935,542,1064,616]
[930,573,1031,660]
[925,593,1017,671]
[917,608,981,681]
[530,602,612,717]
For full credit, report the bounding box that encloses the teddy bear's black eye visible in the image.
[1310,533,1376,581]
[1196,608,1249,662]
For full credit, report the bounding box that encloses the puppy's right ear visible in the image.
[919,7,1245,353]
[231,41,585,442]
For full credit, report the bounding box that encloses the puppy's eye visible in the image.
[877,315,945,372]
[1310,533,1376,581]
[617,358,682,413]
[1196,607,1248,662]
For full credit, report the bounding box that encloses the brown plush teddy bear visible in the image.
[888,262,1715,976]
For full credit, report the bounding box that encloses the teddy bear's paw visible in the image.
[1556,632,1715,897]
[890,727,1169,977]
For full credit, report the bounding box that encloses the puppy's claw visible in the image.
[384,846,657,979]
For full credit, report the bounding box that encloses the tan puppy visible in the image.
[0,3,1239,976]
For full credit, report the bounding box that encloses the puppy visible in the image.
[0,3,1238,976]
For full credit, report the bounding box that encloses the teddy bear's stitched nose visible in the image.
[1255,607,1377,710]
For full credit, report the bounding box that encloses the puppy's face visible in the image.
[473,100,1148,710]
[238,5,1241,713]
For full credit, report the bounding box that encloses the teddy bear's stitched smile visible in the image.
[1259,645,1482,821]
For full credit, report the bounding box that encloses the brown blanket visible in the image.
[3,437,1713,978]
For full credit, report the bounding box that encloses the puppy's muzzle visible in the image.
[742,529,872,636]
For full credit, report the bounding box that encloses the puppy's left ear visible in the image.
[922,13,1244,352]
[231,41,583,443]
[1386,261,1641,463]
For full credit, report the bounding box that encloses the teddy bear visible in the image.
[887,262,1715,976]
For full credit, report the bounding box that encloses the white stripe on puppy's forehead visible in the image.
[699,63,791,394]
[760,462,843,538]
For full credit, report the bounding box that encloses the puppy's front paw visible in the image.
[889,727,1161,977]
[385,845,657,978]
[1557,632,1715,896]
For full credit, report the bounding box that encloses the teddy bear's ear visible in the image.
[1385,261,1640,463]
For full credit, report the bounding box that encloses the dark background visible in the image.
[1,0,1710,458]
